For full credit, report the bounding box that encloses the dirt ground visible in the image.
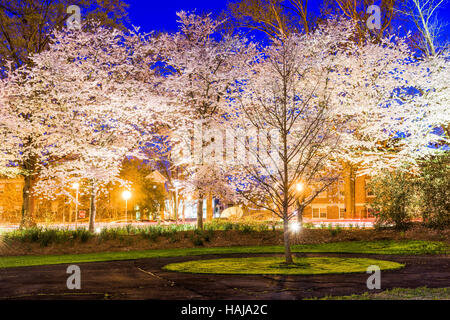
[1,224,449,256]
[0,252,449,299]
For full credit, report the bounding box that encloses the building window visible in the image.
[312,208,319,218]
[338,181,345,198]
[360,207,367,219]
[312,207,327,219]
[339,207,345,219]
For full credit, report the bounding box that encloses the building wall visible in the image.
[303,174,374,220]
[1,171,376,223]
[0,177,138,224]
[0,178,23,223]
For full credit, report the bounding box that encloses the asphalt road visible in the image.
[0,253,449,300]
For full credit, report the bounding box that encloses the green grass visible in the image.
[0,240,447,269]
[315,286,450,300]
[162,257,404,275]
[291,240,449,255]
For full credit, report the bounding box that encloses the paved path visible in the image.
[0,253,449,299]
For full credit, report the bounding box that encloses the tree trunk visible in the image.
[88,182,97,233]
[20,174,35,228]
[197,198,203,230]
[182,198,186,223]
[296,201,304,227]
[283,217,293,264]
[173,193,177,221]
[206,193,213,222]
[344,163,356,218]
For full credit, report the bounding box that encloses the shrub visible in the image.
[191,234,204,246]
[329,229,338,237]
[256,224,269,232]
[418,154,450,229]
[241,224,254,233]
[5,227,93,246]
[328,224,342,237]
[223,222,235,231]
[367,169,419,229]
[302,222,314,229]
[76,229,92,243]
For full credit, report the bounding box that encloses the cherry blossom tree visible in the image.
[179,163,236,228]
[0,24,164,230]
[155,11,257,228]
[226,17,445,263]
[0,71,22,178]
[339,44,450,175]
[227,20,363,263]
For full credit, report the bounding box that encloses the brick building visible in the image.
[302,175,374,220]
[1,168,374,224]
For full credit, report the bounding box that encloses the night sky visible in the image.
[126,0,229,33]
[125,0,449,44]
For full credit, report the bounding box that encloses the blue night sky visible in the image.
[125,0,450,44]
[126,0,229,33]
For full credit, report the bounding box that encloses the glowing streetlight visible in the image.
[296,182,304,192]
[122,190,132,223]
[290,222,301,233]
[72,182,80,230]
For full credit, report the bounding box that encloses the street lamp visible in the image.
[122,190,132,224]
[290,222,301,233]
[72,182,80,230]
[296,182,304,192]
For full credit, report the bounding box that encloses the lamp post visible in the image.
[72,182,80,230]
[122,190,132,224]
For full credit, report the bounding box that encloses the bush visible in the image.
[329,225,342,237]
[5,227,92,246]
[78,229,92,243]
[418,154,450,229]
[367,169,419,229]
[192,236,204,246]
[302,222,314,229]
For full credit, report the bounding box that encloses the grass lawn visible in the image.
[0,240,447,269]
[315,286,450,300]
[162,257,404,275]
